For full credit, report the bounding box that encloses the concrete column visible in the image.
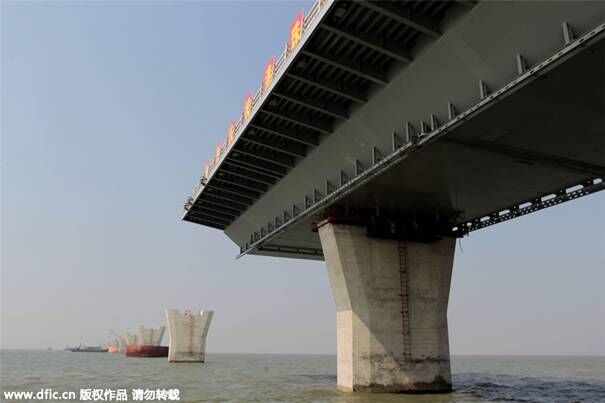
[165,309,214,363]
[317,222,455,393]
[137,325,166,346]
[124,332,138,346]
[118,336,127,353]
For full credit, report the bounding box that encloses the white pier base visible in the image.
[165,309,214,363]
[137,325,166,346]
[124,332,138,346]
[318,222,455,393]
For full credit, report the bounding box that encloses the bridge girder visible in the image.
[249,120,319,147]
[285,71,367,104]
[356,1,441,38]
[319,20,413,63]
[183,0,604,261]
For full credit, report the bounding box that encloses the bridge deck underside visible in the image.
[254,38,605,259]
[184,0,461,231]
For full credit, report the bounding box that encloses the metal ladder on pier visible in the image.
[398,241,412,362]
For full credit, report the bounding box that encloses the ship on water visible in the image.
[66,338,108,353]
[66,344,108,353]
[125,325,168,358]
[107,339,120,353]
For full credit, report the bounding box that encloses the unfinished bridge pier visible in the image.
[165,309,214,363]
[124,332,138,346]
[137,325,166,346]
[318,221,454,392]
[118,336,127,353]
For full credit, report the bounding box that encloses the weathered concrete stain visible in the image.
[319,223,454,393]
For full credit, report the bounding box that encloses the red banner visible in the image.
[227,120,235,145]
[243,92,253,121]
[262,56,275,93]
[288,10,304,52]
[214,143,222,165]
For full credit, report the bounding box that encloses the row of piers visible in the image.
[113,309,214,362]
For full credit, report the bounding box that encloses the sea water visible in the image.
[1,351,604,402]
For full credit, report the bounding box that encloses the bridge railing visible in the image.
[188,0,331,205]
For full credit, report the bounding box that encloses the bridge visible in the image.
[183,0,605,393]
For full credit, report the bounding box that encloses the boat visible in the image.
[66,342,108,353]
[107,338,120,353]
[124,326,168,357]
[66,335,109,352]
[125,345,168,357]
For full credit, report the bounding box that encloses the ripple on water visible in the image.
[2,352,605,403]
[454,373,605,403]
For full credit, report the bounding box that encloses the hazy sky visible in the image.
[2,1,604,355]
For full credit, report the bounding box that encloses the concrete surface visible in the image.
[318,222,455,393]
[165,309,214,363]
[124,332,138,346]
[136,325,166,346]
[118,336,127,353]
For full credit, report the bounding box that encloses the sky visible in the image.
[1,1,604,355]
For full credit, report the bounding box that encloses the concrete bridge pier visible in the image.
[165,309,214,363]
[118,336,127,353]
[124,332,138,346]
[137,325,166,346]
[317,222,455,393]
